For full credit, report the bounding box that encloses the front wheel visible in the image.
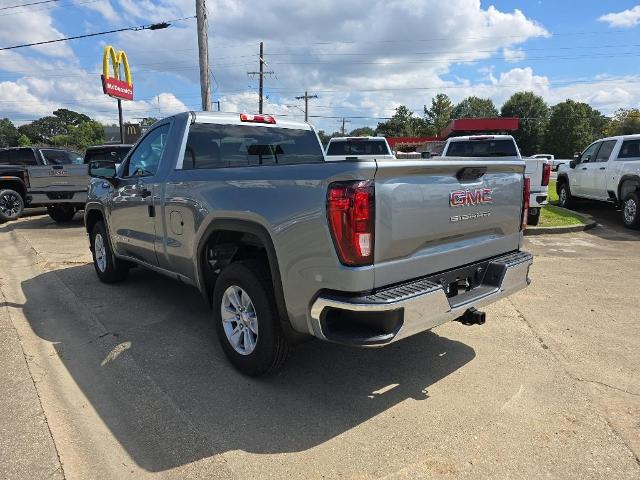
[48,205,76,222]
[557,182,573,209]
[212,261,291,376]
[622,191,640,229]
[91,221,128,283]
[0,189,24,222]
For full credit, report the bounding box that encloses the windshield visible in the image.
[84,147,131,164]
[326,140,390,156]
[445,139,518,157]
[42,149,84,165]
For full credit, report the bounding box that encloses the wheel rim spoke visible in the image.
[221,285,258,355]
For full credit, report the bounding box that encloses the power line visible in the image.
[0,0,60,10]
[247,42,274,114]
[295,91,318,122]
[0,15,195,51]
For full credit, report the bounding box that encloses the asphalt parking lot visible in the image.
[1,207,638,479]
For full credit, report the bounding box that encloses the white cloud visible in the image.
[503,47,526,63]
[598,5,640,28]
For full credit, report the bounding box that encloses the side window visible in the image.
[124,124,170,177]
[618,139,640,159]
[9,149,38,165]
[580,143,600,164]
[594,140,616,163]
[0,151,9,165]
[181,123,324,170]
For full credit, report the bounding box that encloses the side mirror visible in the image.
[569,160,576,169]
[89,160,118,182]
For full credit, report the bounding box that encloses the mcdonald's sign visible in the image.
[101,45,134,101]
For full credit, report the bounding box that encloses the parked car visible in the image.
[325,136,396,161]
[557,134,640,228]
[85,111,532,376]
[0,147,86,220]
[441,135,550,226]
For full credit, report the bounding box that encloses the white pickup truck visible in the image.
[557,134,640,228]
[325,136,396,161]
[442,135,550,226]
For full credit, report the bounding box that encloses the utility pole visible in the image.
[340,117,351,136]
[196,0,211,111]
[295,91,318,122]
[247,42,273,113]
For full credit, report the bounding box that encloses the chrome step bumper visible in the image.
[309,251,533,346]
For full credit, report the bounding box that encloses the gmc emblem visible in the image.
[450,188,494,208]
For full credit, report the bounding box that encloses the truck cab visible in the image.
[557,134,640,228]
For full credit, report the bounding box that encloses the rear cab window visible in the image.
[41,149,84,165]
[9,149,38,165]
[326,139,390,156]
[84,147,130,164]
[181,123,324,170]
[0,150,9,165]
[445,139,518,157]
[618,139,640,159]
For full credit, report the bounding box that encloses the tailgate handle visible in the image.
[456,167,487,181]
[51,165,63,170]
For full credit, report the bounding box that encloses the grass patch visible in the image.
[538,204,584,227]
[548,179,558,203]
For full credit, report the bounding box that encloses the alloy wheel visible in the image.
[0,192,21,218]
[624,198,637,224]
[94,233,107,273]
[221,285,258,355]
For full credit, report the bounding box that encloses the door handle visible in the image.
[139,188,152,198]
[581,167,587,170]
[599,167,606,170]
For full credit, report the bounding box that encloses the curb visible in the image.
[524,206,598,236]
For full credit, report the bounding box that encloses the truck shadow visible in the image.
[0,213,84,232]
[20,264,475,473]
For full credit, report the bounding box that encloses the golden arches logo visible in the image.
[103,46,132,86]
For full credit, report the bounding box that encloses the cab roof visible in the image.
[191,111,313,130]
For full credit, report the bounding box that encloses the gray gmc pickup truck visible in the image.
[85,112,533,376]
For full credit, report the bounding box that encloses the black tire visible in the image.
[528,208,541,226]
[90,221,128,283]
[557,182,573,209]
[212,260,291,376]
[0,189,24,222]
[48,205,76,222]
[621,191,640,229]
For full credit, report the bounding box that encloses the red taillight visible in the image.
[541,160,551,187]
[521,176,530,230]
[327,181,374,266]
[240,113,276,124]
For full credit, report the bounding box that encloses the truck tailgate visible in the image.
[373,158,524,288]
[28,165,89,191]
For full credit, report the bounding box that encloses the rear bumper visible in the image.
[29,190,87,205]
[309,251,532,347]
[529,191,548,208]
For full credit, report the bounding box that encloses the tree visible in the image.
[0,118,19,147]
[424,93,453,135]
[17,134,31,147]
[500,92,548,156]
[606,108,640,136]
[50,120,104,150]
[544,100,605,158]
[451,96,498,119]
[140,117,158,127]
[18,109,92,144]
[348,126,376,137]
[376,105,430,137]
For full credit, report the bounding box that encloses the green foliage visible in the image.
[140,117,158,127]
[500,92,549,156]
[545,100,604,158]
[424,93,453,135]
[376,105,431,137]
[0,118,20,147]
[606,108,640,136]
[50,120,104,150]
[18,109,93,144]
[451,96,498,119]
[17,134,31,147]
[348,126,376,137]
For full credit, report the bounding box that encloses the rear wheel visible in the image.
[91,221,128,282]
[558,182,573,209]
[212,260,290,376]
[0,189,24,222]
[622,191,640,229]
[48,205,76,222]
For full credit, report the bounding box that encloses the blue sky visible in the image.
[0,0,638,132]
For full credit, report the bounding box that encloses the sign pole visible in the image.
[118,99,124,144]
